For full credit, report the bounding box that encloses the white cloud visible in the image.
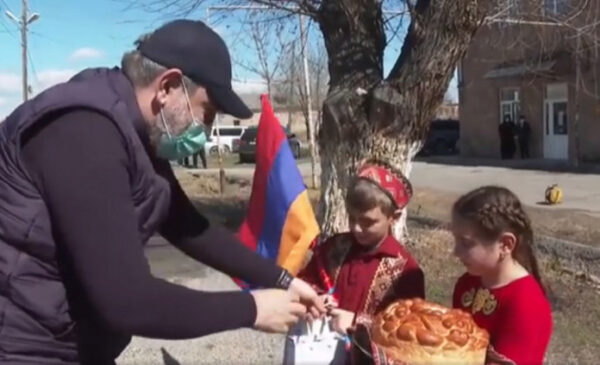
[0,95,18,121]
[0,68,78,119]
[35,69,78,92]
[69,47,104,61]
[0,68,76,96]
[0,72,21,93]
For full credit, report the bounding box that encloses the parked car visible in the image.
[420,119,460,155]
[238,126,302,163]
[204,125,247,156]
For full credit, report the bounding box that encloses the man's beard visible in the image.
[148,103,187,149]
[148,118,163,149]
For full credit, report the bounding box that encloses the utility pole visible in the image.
[6,0,40,102]
[207,5,319,188]
[299,14,318,189]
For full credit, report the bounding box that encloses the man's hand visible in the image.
[330,308,355,335]
[288,278,327,319]
[306,294,338,323]
[251,289,307,333]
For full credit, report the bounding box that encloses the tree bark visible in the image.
[286,44,296,130]
[316,0,486,238]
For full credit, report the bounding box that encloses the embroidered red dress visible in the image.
[453,273,553,365]
[299,233,425,317]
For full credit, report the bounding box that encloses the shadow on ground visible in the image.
[161,348,182,365]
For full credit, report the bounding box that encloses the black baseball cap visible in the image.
[138,19,252,119]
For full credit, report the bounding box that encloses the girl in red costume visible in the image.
[451,186,552,365]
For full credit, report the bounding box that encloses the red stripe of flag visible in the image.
[237,94,287,259]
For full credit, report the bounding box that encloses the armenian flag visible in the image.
[237,94,320,284]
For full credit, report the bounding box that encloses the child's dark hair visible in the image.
[452,186,545,293]
[346,178,397,216]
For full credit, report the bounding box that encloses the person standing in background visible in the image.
[517,115,531,159]
[198,140,208,169]
[499,115,516,159]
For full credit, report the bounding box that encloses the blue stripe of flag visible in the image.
[256,139,306,260]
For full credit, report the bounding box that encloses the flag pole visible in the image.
[215,116,225,195]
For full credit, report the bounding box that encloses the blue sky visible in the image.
[0,0,457,118]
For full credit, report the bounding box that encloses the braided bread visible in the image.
[372,298,489,365]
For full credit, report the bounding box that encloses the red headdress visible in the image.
[357,161,413,210]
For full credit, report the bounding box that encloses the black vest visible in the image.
[0,68,171,364]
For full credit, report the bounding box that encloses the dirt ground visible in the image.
[176,171,600,364]
[409,187,600,247]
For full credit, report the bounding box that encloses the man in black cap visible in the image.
[0,20,324,364]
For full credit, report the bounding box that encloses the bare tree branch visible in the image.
[318,0,386,88]
[123,0,490,237]
[245,0,320,17]
[231,16,294,96]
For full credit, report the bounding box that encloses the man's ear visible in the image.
[155,68,184,106]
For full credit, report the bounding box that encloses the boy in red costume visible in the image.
[299,161,425,335]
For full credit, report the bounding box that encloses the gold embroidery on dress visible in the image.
[362,254,407,315]
[461,288,475,307]
[463,287,498,316]
[482,294,498,315]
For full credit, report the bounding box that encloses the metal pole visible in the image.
[299,14,318,189]
[21,0,28,102]
[215,117,226,194]
[6,0,39,102]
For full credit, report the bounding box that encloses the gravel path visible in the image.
[117,244,285,365]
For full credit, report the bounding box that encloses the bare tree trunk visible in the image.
[266,77,272,99]
[573,30,582,167]
[317,0,485,238]
[287,44,296,130]
[318,89,422,237]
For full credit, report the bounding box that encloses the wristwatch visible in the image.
[276,269,294,290]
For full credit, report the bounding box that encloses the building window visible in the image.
[500,88,520,124]
[544,0,569,16]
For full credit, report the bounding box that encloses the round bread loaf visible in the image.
[372,298,489,365]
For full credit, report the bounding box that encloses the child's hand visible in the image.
[329,308,355,335]
[321,294,338,311]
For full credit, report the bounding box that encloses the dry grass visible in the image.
[178,173,600,364]
[409,187,600,247]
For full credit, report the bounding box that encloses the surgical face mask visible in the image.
[156,82,207,160]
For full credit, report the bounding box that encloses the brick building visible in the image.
[459,0,600,162]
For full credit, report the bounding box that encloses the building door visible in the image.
[500,88,520,123]
[543,83,568,160]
